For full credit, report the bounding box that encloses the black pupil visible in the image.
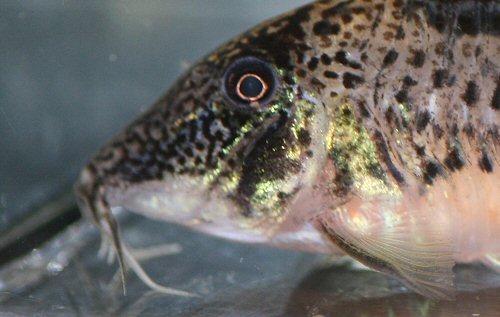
[240,75,263,98]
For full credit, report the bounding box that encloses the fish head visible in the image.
[75,6,331,243]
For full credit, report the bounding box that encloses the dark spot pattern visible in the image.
[372,131,406,185]
[385,106,395,125]
[427,10,447,33]
[321,0,352,19]
[424,0,500,36]
[403,75,418,87]
[444,145,466,172]
[307,57,319,70]
[313,21,341,35]
[492,78,500,110]
[395,25,405,39]
[334,51,362,69]
[415,145,426,156]
[416,110,431,133]
[320,53,332,65]
[324,70,339,79]
[433,124,444,140]
[382,49,399,67]
[395,90,409,104]
[433,68,449,89]
[358,101,371,118]
[298,128,312,146]
[343,72,365,89]
[311,77,327,89]
[423,160,444,185]
[410,49,426,68]
[463,80,480,107]
[479,148,494,173]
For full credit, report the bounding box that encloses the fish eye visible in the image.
[223,57,276,107]
[236,73,267,102]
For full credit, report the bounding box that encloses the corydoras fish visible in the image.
[75,0,500,299]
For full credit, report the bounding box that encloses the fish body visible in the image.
[75,0,500,299]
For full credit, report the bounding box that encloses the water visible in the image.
[2,1,500,316]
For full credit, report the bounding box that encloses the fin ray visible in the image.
[319,205,456,300]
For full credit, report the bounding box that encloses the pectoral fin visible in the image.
[318,206,456,300]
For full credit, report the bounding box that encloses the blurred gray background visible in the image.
[2,1,500,316]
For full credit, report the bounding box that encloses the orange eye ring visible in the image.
[223,56,276,107]
[235,73,268,102]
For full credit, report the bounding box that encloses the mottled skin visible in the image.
[75,0,500,299]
